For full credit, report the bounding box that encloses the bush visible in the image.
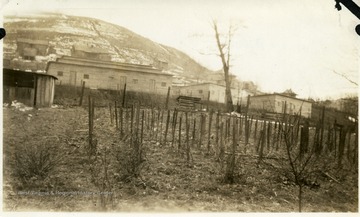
[14,140,63,186]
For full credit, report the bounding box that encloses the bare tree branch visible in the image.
[333,70,358,86]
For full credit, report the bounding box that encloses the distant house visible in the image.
[174,83,250,104]
[16,38,49,60]
[3,68,57,107]
[46,56,173,95]
[71,44,111,61]
[249,93,312,118]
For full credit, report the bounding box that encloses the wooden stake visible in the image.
[164,109,171,145]
[122,83,127,108]
[109,103,113,125]
[178,114,182,151]
[165,86,171,110]
[79,81,85,106]
[171,109,178,147]
[119,106,123,136]
[115,101,118,129]
[130,104,134,146]
[141,110,145,144]
[186,112,190,162]
[192,117,196,147]
[207,110,213,153]
[215,111,220,151]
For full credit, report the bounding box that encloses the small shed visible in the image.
[3,68,57,107]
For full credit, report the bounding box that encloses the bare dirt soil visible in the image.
[2,106,358,212]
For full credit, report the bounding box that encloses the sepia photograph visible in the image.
[1,0,359,214]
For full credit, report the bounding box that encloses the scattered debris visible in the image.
[10,100,33,112]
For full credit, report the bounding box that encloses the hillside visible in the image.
[3,13,214,84]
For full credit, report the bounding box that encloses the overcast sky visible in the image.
[1,0,359,100]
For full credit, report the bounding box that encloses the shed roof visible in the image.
[3,68,58,80]
[17,38,49,46]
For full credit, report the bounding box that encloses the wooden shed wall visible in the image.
[3,69,56,107]
[35,75,55,107]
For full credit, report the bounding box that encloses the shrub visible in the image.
[13,140,63,186]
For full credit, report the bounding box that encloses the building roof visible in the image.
[72,44,109,54]
[46,60,173,77]
[17,38,49,46]
[251,93,311,103]
[178,82,237,89]
[61,56,154,69]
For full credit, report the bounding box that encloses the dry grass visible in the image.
[2,106,358,212]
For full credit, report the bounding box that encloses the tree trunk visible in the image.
[213,21,233,112]
[298,184,302,212]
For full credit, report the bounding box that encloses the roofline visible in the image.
[179,82,239,90]
[46,61,173,77]
[3,68,58,80]
[251,93,311,103]
[60,56,155,69]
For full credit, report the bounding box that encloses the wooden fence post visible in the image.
[130,104,134,146]
[178,114,182,151]
[185,112,190,163]
[122,83,127,108]
[159,110,164,145]
[254,119,258,144]
[192,116,197,147]
[338,127,346,168]
[79,81,85,106]
[109,103,113,125]
[135,103,140,141]
[215,111,220,152]
[267,121,271,151]
[300,120,309,158]
[141,110,145,144]
[88,95,93,152]
[258,122,266,163]
[115,101,118,129]
[218,122,225,161]
[171,109,178,147]
[165,86,171,110]
[164,109,171,145]
[119,105,123,136]
[244,95,250,146]
[207,110,213,154]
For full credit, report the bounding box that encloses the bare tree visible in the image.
[332,70,358,86]
[212,20,235,112]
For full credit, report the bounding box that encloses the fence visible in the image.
[87,95,358,168]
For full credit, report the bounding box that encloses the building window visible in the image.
[199,90,203,94]
[57,71,63,76]
[161,82,166,87]
[84,74,89,79]
[133,79,138,84]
